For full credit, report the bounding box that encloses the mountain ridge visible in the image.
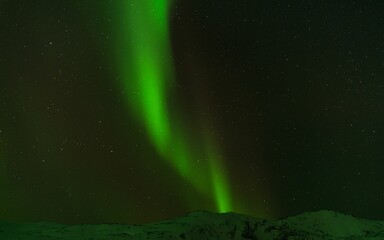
[0,210,383,239]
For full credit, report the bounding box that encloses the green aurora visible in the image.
[2,0,383,225]
[120,0,232,213]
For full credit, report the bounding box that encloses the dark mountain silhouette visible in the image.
[0,210,383,239]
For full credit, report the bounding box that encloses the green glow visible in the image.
[206,136,232,212]
[212,167,231,212]
[121,0,233,212]
[136,52,170,153]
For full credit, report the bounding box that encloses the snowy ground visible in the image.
[0,210,383,239]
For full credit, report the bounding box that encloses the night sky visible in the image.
[1,0,384,224]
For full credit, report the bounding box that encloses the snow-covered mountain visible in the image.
[0,210,383,239]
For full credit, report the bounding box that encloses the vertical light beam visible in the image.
[120,0,232,213]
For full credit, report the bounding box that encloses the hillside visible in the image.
[0,210,383,239]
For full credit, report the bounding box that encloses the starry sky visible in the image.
[1,0,384,224]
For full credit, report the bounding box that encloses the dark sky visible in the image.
[1,0,384,224]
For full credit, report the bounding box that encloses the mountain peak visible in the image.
[1,210,383,239]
